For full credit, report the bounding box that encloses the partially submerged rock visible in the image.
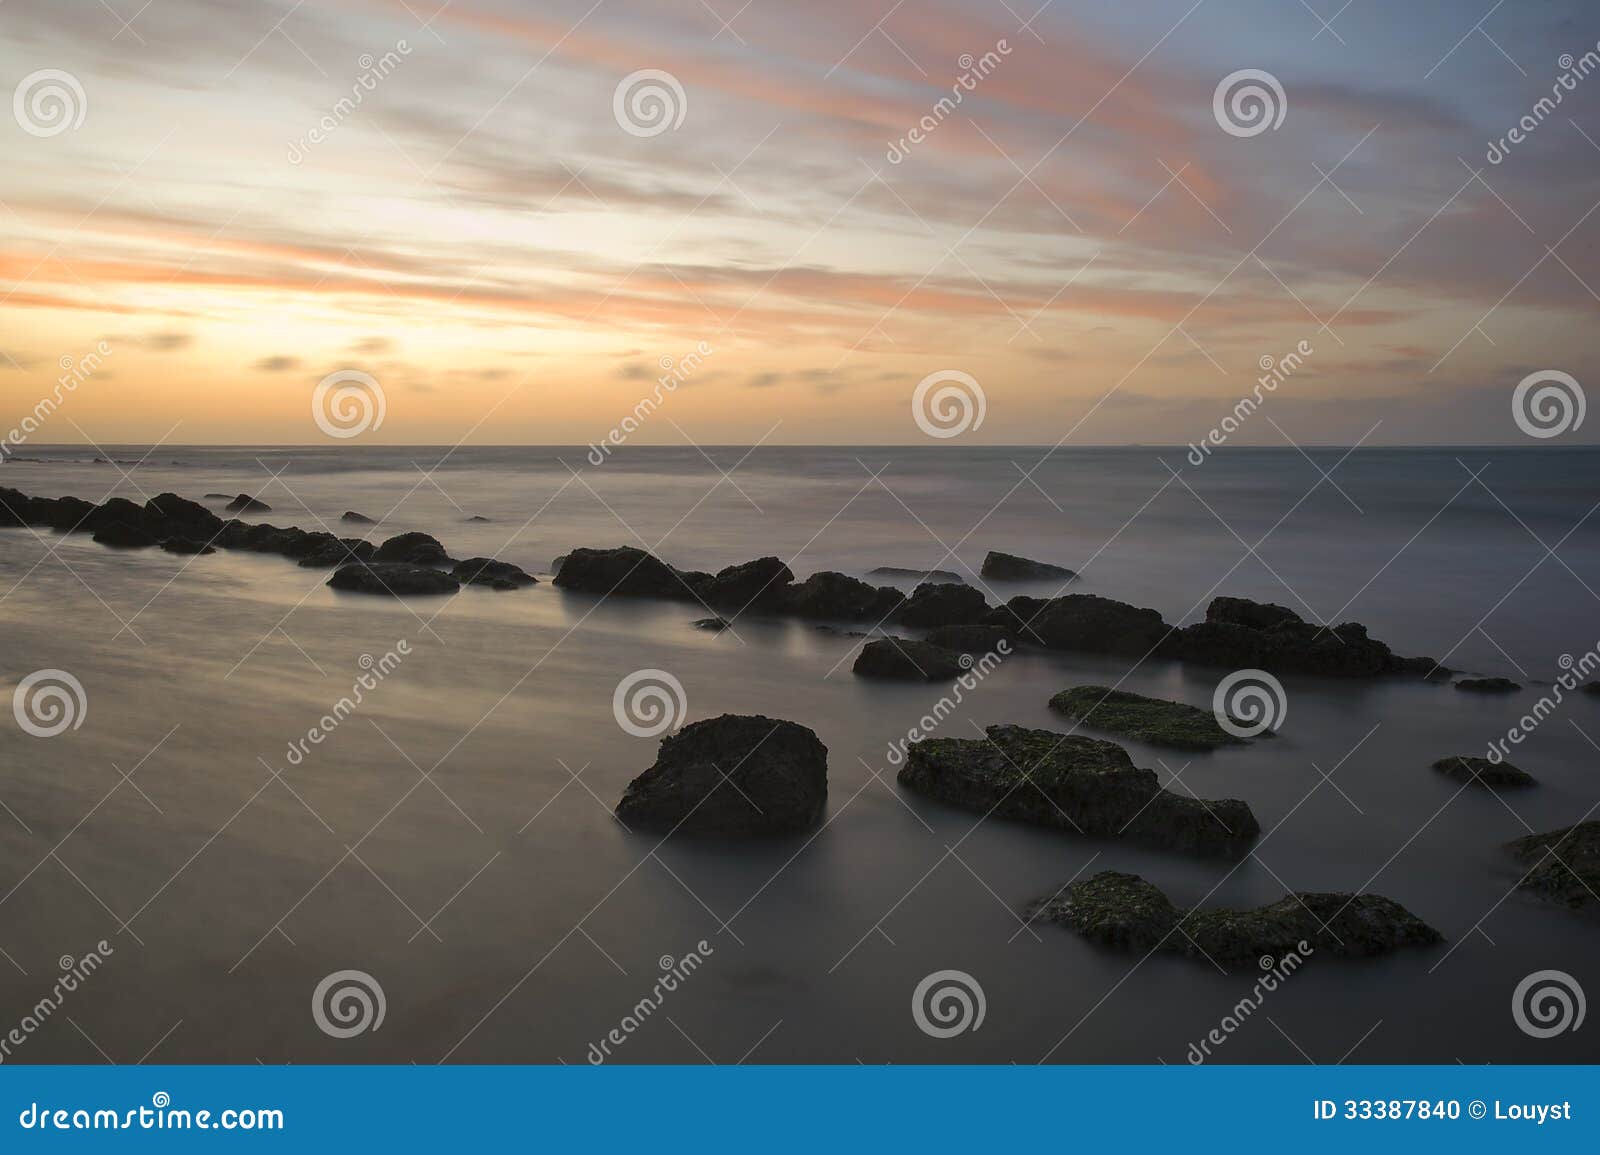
[700,556,793,610]
[1027,871,1443,967]
[852,638,966,681]
[898,724,1259,857]
[297,538,376,568]
[327,562,460,596]
[1049,685,1245,750]
[615,714,828,836]
[1506,822,1600,909]
[374,531,450,566]
[552,546,687,598]
[451,557,537,589]
[92,522,158,549]
[981,551,1076,581]
[893,581,989,628]
[224,494,270,513]
[692,617,731,632]
[341,510,376,524]
[783,571,903,621]
[1021,594,1168,655]
[1455,677,1521,693]
[869,566,964,583]
[1165,597,1430,677]
[1431,755,1535,789]
[160,537,215,556]
[924,623,1015,655]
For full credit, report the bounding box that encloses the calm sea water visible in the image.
[1,444,1597,1064]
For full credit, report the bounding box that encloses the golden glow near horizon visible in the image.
[1,0,1597,446]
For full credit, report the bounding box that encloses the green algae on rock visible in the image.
[1048,685,1246,750]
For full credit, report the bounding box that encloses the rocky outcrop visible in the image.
[552,546,688,598]
[341,511,376,524]
[868,566,964,583]
[1431,755,1535,788]
[615,714,828,836]
[699,556,794,610]
[898,724,1259,857]
[160,537,215,555]
[782,571,904,621]
[327,562,460,596]
[1049,686,1245,750]
[1506,822,1600,909]
[1014,594,1169,655]
[450,557,537,589]
[924,624,1015,655]
[981,551,1076,581]
[893,581,990,628]
[1026,871,1442,967]
[92,522,158,548]
[852,638,966,681]
[224,494,270,513]
[1164,597,1432,677]
[297,538,376,568]
[1455,677,1521,693]
[374,531,450,566]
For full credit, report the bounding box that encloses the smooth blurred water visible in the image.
[0,444,1596,1064]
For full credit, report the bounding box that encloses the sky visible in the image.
[1,0,1597,446]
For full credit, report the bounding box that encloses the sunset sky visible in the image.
[2,0,1597,445]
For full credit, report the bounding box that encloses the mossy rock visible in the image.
[1048,685,1246,750]
[1506,821,1600,909]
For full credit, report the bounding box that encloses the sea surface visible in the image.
[1,444,1597,1064]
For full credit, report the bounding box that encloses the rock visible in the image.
[225,494,271,513]
[326,562,460,596]
[852,638,966,681]
[465,515,492,522]
[783,571,904,621]
[552,546,688,598]
[692,617,732,632]
[614,714,828,836]
[700,556,794,610]
[297,538,376,568]
[980,551,1077,581]
[203,493,233,500]
[1049,686,1245,750]
[146,493,221,534]
[1027,871,1443,967]
[550,554,567,574]
[1585,682,1600,696]
[451,557,537,589]
[898,724,1259,857]
[1431,755,1535,788]
[1027,594,1170,655]
[1166,596,1426,677]
[1455,677,1521,693]
[893,581,990,628]
[374,531,451,566]
[924,624,1016,655]
[341,511,376,524]
[1505,821,1600,909]
[83,497,150,532]
[868,566,964,583]
[91,521,158,548]
[159,537,215,555]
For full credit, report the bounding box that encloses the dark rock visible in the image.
[868,566,964,583]
[692,617,732,632]
[1431,755,1535,788]
[43,495,97,531]
[893,581,990,628]
[452,557,537,589]
[852,638,966,681]
[225,494,271,513]
[465,515,492,522]
[1506,821,1600,909]
[327,562,460,596]
[160,537,215,556]
[1455,677,1521,693]
[1027,871,1443,967]
[1166,596,1425,677]
[1206,596,1303,631]
[700,556,794,610]
[341,511,376,524]
[783,571,904,621]
[297,538,376,568]
[981,551,1077,581]
[1049,685,1245,750]
[898,724,1259,857]
[83,497,150,532]
[91,521,158,548]
[924,624,1016,655]
[1584,681,1600,695]
[147,493,221,534]
[374,531,450,566]
[550,554,567,574]
[615,714,828,837]
[1028,594,1170,655]
[203,493,233,500]
[552,546,688,598]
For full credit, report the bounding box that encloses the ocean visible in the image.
[1,443,1596,1063]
